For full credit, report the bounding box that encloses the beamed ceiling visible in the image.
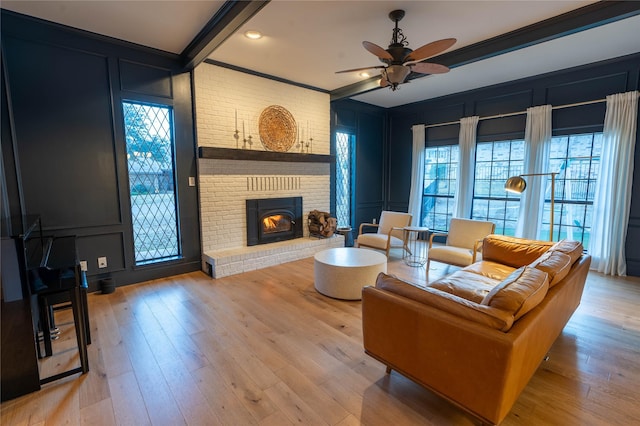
[2,1,639,108]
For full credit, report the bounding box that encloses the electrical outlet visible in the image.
[79,260,88,272]
[373,218,377,224]
[98,256,108,268]
[188,176,196,187]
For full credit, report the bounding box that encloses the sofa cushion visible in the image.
[482,235,553,268]
[530,250,572,287]
[481,267,549,320]
[549,239,583,265]
[429,270,499,303]
[464,261,516,281]
[375,273,514,332]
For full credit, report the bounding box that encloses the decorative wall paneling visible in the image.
[331,100,389,231]
[119,60,174,98]
[1,10,201,290]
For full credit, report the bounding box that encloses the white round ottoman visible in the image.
[314,247,387,300]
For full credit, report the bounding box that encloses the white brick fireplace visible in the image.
[194,63,342,278]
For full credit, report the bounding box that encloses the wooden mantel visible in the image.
[198,147,334,163]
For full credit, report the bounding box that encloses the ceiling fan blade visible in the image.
[410,62,450,74]
[335,65,385,74]
[363,41,393,60]
[405,38,456,63]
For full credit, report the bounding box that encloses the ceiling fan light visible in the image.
[385,65,410,84]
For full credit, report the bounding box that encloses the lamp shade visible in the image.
[384,65,411,84]
[504,176,527,194]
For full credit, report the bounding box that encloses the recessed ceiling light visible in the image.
[244,30,263,40]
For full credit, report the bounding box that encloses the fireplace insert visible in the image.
[246,197,303,246]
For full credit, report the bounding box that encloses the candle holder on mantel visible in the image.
[234,109,240,149]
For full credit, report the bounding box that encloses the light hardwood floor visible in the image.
[2,250,640,425]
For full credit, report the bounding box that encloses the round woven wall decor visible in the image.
[258,105,297,152]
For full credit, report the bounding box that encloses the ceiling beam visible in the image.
[330,0,640,102]
[181,0,269,70]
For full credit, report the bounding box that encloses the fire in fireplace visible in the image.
[262,214,291,234]
[246,197,303,246]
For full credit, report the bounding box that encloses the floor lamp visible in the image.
[504,172,558,241]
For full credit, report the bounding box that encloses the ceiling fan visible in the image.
[336,9,456,91]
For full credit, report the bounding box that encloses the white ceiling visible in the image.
[3,1,639,108]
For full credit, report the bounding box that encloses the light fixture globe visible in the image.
[381,65,411,90]
[504,176,527,194]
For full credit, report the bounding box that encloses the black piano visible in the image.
[1,215,89,401]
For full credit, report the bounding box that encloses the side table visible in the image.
[403,226,430,267]
[336,226,354,247]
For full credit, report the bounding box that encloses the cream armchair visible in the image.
[356,211,412,257]
[427,218,495,270]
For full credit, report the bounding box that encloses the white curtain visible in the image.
[408,124,426,226]
[515,105,552,240]
[453,116,479,218]
[589,91,639,276]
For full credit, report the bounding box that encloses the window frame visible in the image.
[422,144,459,232]
[471,139,525,236]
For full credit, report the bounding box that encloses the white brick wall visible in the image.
[194,63,330,154]
[194,63,333,270]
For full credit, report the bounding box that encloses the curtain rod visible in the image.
[423,98,606,129]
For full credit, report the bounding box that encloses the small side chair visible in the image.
[427,218,495,270]
[356,211,413,257]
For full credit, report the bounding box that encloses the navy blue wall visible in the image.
[1,11,201,290]
[332,53,640,274]
[331,100,388,232]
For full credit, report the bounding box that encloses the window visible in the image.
[335,131,354,227]
[547,133,602,248]
[471,140,524,235]
[123,101,180,264]
[422,145,458,232]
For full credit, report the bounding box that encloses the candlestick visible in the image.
[242,120,246,149]
[234,109,240,148]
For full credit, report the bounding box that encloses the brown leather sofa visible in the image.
[362,235,591,425]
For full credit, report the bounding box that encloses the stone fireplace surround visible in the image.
[199,156,343,278]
